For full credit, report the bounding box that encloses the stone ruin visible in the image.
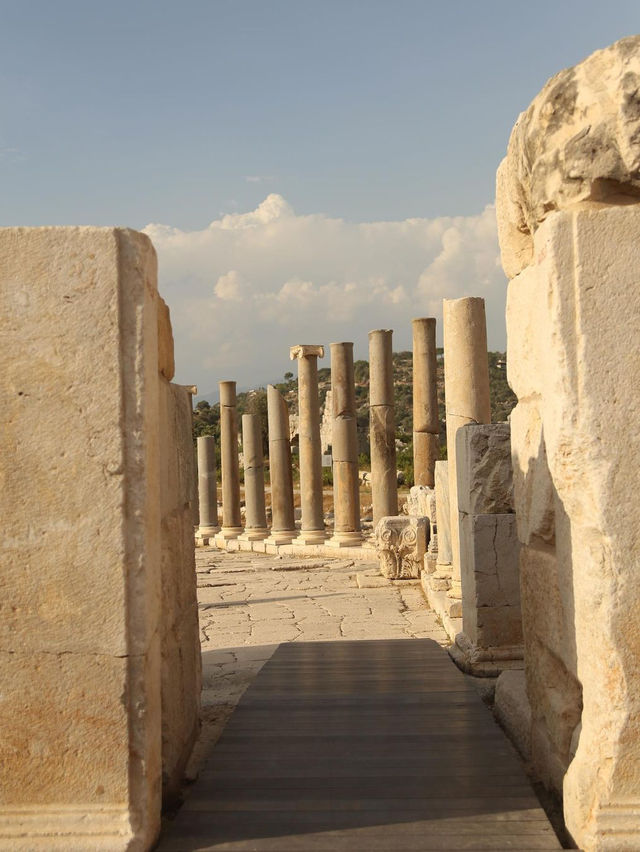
[495,35,640,850]
[1,228,200,849]
[2,33,640,852]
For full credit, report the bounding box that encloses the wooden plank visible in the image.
[157,639,561,850]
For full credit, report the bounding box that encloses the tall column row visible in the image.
[198,320,443,548]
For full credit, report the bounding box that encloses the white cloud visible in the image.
[143,194,507,395]
[214,270,245,301]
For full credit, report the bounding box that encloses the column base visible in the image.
[196,527,220,544]
[294,529,327,545]
[264,530,297,546]
[449,632,524,677]
[238,528,269,542]
[216,527,243,542]
[327,531,364,548]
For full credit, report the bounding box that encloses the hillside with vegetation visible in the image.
[193,351,516,485]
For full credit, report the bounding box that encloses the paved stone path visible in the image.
[187,547,448,778]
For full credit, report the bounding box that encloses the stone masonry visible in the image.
[497,35,640,850]
[0,227,199,850]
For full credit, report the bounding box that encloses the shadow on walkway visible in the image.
[157,638,562,851]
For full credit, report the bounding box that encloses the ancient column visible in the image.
[196,435,219,537]
[443,297,490,605]
[218,380,243,539]
[265,384,296,545]
[412,317,439,487]
[368,329,398,526]
[290,345,326,544]
[238,414,268,542]
[328,342,362,547]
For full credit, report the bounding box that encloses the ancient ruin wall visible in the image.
[0,228,200,849]
[498,35,640,851]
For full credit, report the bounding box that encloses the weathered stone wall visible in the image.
[0,227,199,849]
[159,378,201,805]
[498,35,640,850]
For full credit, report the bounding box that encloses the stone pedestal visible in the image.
[452,424,522,673]
[368,329,398,526]
[0,227,165,850]
[412,318,439,487]
[328,342,362,547]
[264,385,296,546]
[443,297,491,600]
[290,345,326,544]
[238,414,268,542]
[196,435,219,538]
[374,516,428,579]
[218,381,243,540]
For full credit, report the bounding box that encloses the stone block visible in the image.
[456,512,522,674]
[497,35,640,279]
[434,461,452,564]
[406,484,434,518]
[494,670,532,759]
[0,227,163,848]
[157,296,175,381]
[158,380,201,804]
[502,200,640,847]
[456,423,514,516]
[374,515,428,579]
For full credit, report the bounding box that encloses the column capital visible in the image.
[289,344,324,361]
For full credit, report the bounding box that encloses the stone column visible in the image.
[368,329,398,526]
[196,436,219,538]
[290,345,326,544]
[218,380,243,540]
[238,414,268,542]
[412,317,439,487]
[443,297,490,606]
[265,384,296,545]
[328,342,362,547]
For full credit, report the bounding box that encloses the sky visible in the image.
[2,1,639,395]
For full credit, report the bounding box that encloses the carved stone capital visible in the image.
[373,515,429,580]
[289,344,325,361]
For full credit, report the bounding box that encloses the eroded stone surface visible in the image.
[497,35,640,279]
[505,205,640,848]
[456,424,514,516]
[0,227,163,849]
[374,515,429,579]
[434,460,452,565]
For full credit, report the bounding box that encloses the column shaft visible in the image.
[265,385,296,544]
[197,435,219,535]
[290,345,326,544]
[329,342,362,546]
[443,297,491,594]
[412,317,439,487]
[369,329,398,526]
[239,413,268,541]
[219,380,243,538]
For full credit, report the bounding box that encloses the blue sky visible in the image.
[2,1,639,390]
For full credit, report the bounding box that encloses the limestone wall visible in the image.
[159,379,201,805]
[0,227,200,850]
[498,35,640,850]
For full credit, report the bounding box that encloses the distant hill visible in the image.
[193,351,516,485]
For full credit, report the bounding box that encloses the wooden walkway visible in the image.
[158,639,561,851]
